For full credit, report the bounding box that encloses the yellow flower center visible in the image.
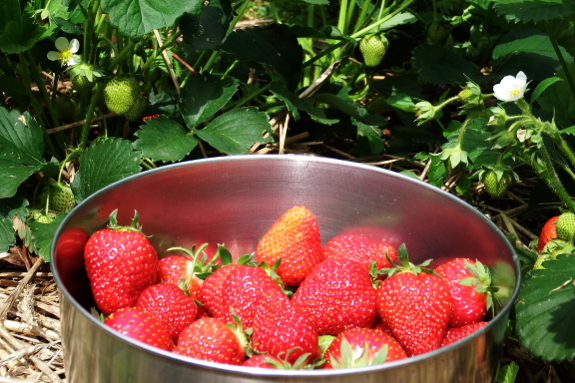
[509,88,521,97]
[59,47,72,65]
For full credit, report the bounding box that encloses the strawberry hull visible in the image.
[51,155,520,383]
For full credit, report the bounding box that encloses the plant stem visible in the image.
[223,83,272,112]
[338,0,349,35]
[107,41,137,72]
[351,0,416,39]
[79,83,104,149]
[24,51,59,128]
[540,133,575,213]
[353,0,373,34]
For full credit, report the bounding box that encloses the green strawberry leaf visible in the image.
[312,84,386,126]
[515,254,575,362]
[134,117,198,163]
[218,24,303,91]
[71,138,142,202]
[538,66,575,130]
[495,361,520,383]
[28,213,66,261]
[531,77,563,105]
[0,195,25,252]
[180,73,238,129]
[493,0,575,23]
[385,93,417,112]
[0,1,55,54]
[0,108,47,199]
[0,215,13,253]
[460,117,499,168]
[355,121,385,157]
[100,0,202,39]
[195,107,273,155]
[270,83,338,125]
[180,0,232,51]
[492,29,572,81]
[412,44,499,85]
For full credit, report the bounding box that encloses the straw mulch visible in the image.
[0,253,64,383]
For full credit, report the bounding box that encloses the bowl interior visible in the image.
[51,155,519,368]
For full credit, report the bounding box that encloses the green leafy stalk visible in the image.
[539,133,575,213]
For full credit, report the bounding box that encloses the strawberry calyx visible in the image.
[106,209,144,233]
[329,337,389,368]
[457,259,499,311]
[166,243,220,293]
[378,244,435,278]
[227,309,251,357]
[253,349,316,369]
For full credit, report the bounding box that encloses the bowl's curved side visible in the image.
[52,155,520,383]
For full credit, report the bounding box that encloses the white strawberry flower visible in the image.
[493,71,528,102]
[47,37,81,66]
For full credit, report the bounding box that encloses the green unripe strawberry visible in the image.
[425,21,451,46]
[556,212,575,241]
[359,34,389,68]
[54,97,75,123]
[43,183,76,213]
[365,96,391,114]
[482,170,513,197]
[458,89,474,104]
[124,96,147,121]
[104,75,141,115]
[143,66,162,84]
[443,33,454,49]
[33,212,57,224]
[70,62,102,95]
[72,74,95,95]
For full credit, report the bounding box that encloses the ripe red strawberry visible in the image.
[434,258,492,327]
[200,264,244,318]
[323,234,397,274]
[256,206,325,286]
[84,210,159,315]
[172,317,247,365]
[104,307,174,350]
[291,258,378,336]
[158,255,203,300]
[220,264,283,327]
[158,243,217,302]
[376,245,452,356]
[242,354,285,369]
[441,321,488,347]
[372,318,394,337]
[252,287,319,364]
[136,283,199,342]
[324,328,407,369]
[538,216,559,252]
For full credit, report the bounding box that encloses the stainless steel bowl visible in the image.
[51,154,519,383]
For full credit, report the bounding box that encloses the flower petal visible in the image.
[69,39,80,54]
[47,51,61,61]
[55,37,70,51]
[68,55,82,66]
[498,75,517,87]
[516,71,527,84]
